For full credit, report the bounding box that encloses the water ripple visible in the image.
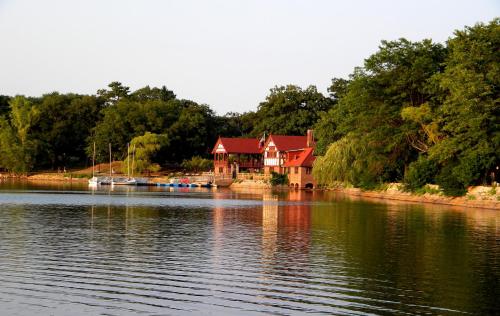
[0,189,498,315]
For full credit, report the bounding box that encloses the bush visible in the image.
[403,157,437,192]
[181,156,212,173]
[414,184,441,195]
[69,173,92,179]
[453,152,489,187]
[436,166,467,197]
[270,172,288,186]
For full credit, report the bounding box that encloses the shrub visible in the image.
[489,187,497,196]
[415,184,441,195]
[466,194,477,200]
[181,156,212,173]
[453,152,491,187]
[403,157,438,192]
[436,166,467,197]
[69,173,92,179]
[270,172,288,186]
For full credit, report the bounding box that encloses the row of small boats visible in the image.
[88,176,140,186]
[89,176,214,187]
[156,182,213,188]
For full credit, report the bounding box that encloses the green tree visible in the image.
[97,81,130,106]
[314,39,446,186]
[252,85,333,136]
[313,78,350,155]
[131,85,176,102]
[0,96,39,173]
[0,117,26,172]
[129,132,169,174]
[429,19,499,188]
[31,93,103,168]
[313,134,368,187]
[167,102,217,161]
[0,95,10,115]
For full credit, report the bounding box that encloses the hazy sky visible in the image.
[0,0,498,114]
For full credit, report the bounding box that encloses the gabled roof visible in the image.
[266,135,308,152]
[211,137,262,154]
[284,147,315,167]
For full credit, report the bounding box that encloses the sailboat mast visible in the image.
[109,143,112,179]
[132,144,135,177]
[92,142,96,178]
[131,144,136,177]
[127,143,130,178]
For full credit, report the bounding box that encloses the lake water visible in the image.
[0,180,498,315]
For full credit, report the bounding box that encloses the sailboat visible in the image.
[111,143,137,186]
[98,143,113,185]
[88,142,100,186]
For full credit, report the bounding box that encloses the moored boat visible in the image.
[111,177,137,186]
[88,142,100,186]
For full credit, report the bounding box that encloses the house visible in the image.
[283,147,316,189]
[211,130,316,188]
[211,137,263,176]
[262,130,315,173]
[262,135,307,174]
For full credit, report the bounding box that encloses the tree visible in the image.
[129,132,169,174]
[97,81,130,106]
[10,96,39,146]
[314,38,447,186]
[0,117,26,172]
[214,112,256,137]
[251,85,333,136]
[131,85,176,102]
[313,78,351,155]
[0,95,10,115]
[167,102,217,161]
[327,77,350,101]
[0,96,39,173]
[313,134,369,187]
[429,19,500,188]
[31,93,103,168]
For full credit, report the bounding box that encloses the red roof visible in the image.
[284,147,315,167]
[267,135,308,151]
[211,137,262,154]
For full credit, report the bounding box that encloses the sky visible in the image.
[0,0,498,114]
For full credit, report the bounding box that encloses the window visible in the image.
[267,151,277,158]
[219,167,224,173]
[306,167,312,174]
[294,167,299,174]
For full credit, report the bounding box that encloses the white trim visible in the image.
[215,143,226,153]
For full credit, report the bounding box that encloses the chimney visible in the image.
[306,129,314,148]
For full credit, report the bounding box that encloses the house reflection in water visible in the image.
[262,193,279,268]
[261,191,313,275]
[210,190,313,276]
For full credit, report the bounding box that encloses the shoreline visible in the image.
[336,187,499,211]
[2,173,498,210]
[0,173,89,182]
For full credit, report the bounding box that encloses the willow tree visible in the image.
[127,132,169,174]
[0,96,39,173]
[313,134,367,186]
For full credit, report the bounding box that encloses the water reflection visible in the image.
[0,184,498,314]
